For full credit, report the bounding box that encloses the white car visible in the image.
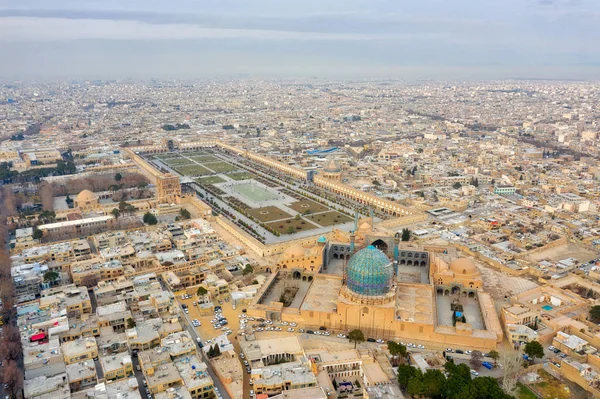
[289,322,297,327]
[281,321,289,326]
[417,344,425,349]
[446,348,453,352]
[376,339,385,344]
[323,331,330,336]
[287,327,295,332]
[470,370,479,376]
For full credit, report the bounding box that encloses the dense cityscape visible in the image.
[0,78,598,399]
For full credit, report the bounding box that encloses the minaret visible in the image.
[393,232,400,276]
[369,207,374,231]
[353,209,359,232]
[350,230,356,254]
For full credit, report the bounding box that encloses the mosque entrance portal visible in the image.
[371,239,388,252]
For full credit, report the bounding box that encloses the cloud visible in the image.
[0,17,401,42]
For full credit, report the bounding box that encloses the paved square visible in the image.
[231,182,278,202]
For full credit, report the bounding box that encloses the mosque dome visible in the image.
[76,190,98,203]
[346,245,393,296]
[323,159,342,173]
[449,257,478,276]
[281,243,306,259]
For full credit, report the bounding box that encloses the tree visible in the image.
[470,350,483,370]
[197,286,208,296]
[115,172,122,182]
[401,228,411,242]
[500,350,522,394]
[286,226,295,234]
[488,350,500,365]
[589,305,600,323]
[111,208,120,219]
[242,264,254,275]
[397,364,417,389]
[126,318,136,329]
[388,342,407,366]
[524,340,544,361]
[32,227,43,240]
[39,181,54,211]
[180,208,191,220]
[43,270,59,283]
[453,182,462,189]
[1,359,23,397]
[422,369,446,398]
[143,212,158,225]
[348,329,365,349]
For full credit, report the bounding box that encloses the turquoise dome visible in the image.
[347,245,393,296]
[317,235,327,243]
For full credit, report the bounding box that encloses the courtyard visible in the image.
[435,293,484,330]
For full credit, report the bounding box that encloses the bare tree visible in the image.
[1,186,17,216]
[1,359,24,397]
[500,349,522,395]
[39,181,55,211]
[470,350,483,370]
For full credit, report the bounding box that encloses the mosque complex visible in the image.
[248,215,503,351]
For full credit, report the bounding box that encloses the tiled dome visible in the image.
[347,245,393,296]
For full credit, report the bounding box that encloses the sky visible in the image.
[0,0,599,80]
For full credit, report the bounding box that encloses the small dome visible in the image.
[317,235,327,243]
[346,245,393,296]
[282,243,306,259]
[449,257,478,276]
[323,159,341,173]
[76,190,98,202]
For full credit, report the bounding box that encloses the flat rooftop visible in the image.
[240,336,303,362]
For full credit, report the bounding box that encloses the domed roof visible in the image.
[323,159,342,173]
[317,235,327,243]
[76,189,98,202]
[282,243,306,259]
[346,245,393,296]
[449,257,478,276]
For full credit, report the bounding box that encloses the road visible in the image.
[177,300,233,399]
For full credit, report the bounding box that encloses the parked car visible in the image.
[367,338,376,343]
[470,370,479,376]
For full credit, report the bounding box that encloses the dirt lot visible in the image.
[527,242,597,263]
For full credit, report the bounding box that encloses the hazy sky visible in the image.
[0,0,599,80]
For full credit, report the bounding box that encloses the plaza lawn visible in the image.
[197,175,226,185]
[306,211,353,227]
[267,218,318,235]
[246,206,292,223]
[228,171,256,181]
[288,199,329,214]
[164,157,196,166]
[230,182,278,202]
[189,155,221,163]
[203,161,238,173]
[175,164,212,176]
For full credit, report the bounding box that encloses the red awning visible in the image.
[30,332,46,342]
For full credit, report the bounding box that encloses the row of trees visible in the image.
[398,362,514,399]
[0,187,24,398]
